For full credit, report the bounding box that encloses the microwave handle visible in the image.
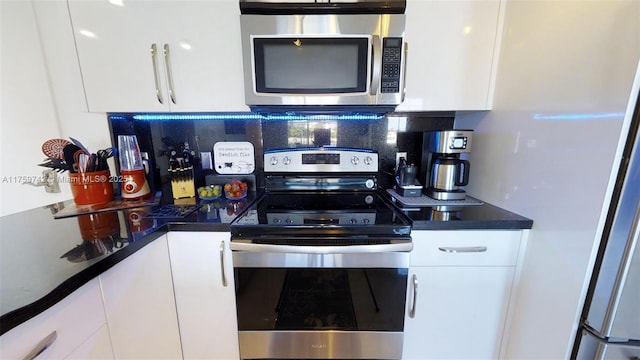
[370,35,382,96]
[402,42,408,102]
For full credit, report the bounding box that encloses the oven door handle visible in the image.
[230,241,413,254]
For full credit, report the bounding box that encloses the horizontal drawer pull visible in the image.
[438,246,488,253]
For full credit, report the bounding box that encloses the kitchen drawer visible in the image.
[410,230,522,267]
[0,279,108,359]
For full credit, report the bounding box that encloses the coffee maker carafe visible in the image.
[421,130,473,200]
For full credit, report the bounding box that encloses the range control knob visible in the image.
[269,156,278,166]
[283,156,291,166]
[363,218,370,224]
[273,218,281,224]
[285,218,294,224]
[364,156,373,165]
[351,156,360,165]
[350,218,358,224]
[365,179,375,189]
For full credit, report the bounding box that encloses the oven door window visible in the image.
[235,268,407,331]
[253,37,369,94]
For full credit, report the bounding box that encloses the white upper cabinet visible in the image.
[397,0,501,111]
[68,0,247,113]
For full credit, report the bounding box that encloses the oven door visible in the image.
[231,241,411,359]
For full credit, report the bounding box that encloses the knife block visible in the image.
[170,166,195,199]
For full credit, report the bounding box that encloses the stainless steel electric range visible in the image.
[230,147,412,360]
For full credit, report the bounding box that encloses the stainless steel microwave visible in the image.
[240,14,407,110]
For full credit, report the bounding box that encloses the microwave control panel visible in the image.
[381,37,403,94]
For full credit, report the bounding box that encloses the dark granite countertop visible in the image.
[384,192,533,230]
[0,190,530,335]
[0,192,258,335]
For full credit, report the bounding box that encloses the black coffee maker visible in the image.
[421,130,473,200]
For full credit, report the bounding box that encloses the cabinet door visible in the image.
[68,0,170,112]
[64,325,113,360]
[168,232,240,360]
[402,266,515,360]
[68,0,246,113]
[0,279,109,360]
[397,0,501,111]
[99,235,182,359]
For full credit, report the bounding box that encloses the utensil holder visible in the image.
[69,170,114,205]
[77,212,120,241]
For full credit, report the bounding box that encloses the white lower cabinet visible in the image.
[99,234,182,359]
[402,230,524,360]
[0,279,111,360]
[167,231,240,360]
[64,325,113,360]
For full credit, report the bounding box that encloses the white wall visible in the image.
[456,1,640,358]
[0,0,72,216]
[0,0,114,216]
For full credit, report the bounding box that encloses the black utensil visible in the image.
[63,144,82,173]
[89,153,97,172]
[38,158,68,172]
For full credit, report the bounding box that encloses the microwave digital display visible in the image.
[253,38,368,94]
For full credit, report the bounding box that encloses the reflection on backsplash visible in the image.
[108,112,455,192]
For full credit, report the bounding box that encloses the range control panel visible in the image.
[264,148,379,173]
[381,37,403,94]
[266,212,377,226]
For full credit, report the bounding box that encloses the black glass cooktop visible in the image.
[230,191,411,238]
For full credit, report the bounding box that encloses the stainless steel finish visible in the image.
[231,240,413,255]
[425,188,467,201]
[438,246,488,253]
[425,130,473,154]
[585,112,640,339]
[150,43,164,104]
[22,331,57,360]
[401,42,408,102]
[577,329,640,360]
[163,44,176,104]
[408,273,418,318]
[220,241,228,287]
[264,148,378,173]
[238,330,404,359]
[431,160,462,191]
[232,247,410,268]
[266,211,376,225]
[369,34,381,96]
[240,14,406,107]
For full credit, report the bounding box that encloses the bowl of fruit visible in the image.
[224,180,248,200]
[197,185,222,201]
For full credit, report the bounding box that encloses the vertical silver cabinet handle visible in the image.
[22,331,57,360]
[438,246,488,253]
[369,35,382,96]
[163,44,176,104]
[150,44,164,104]
[409,274,418,318]
[220,241,228,287]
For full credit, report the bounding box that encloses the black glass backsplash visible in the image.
[108,112,454,192]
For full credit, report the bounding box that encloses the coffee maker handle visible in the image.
[455,160,470,186]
